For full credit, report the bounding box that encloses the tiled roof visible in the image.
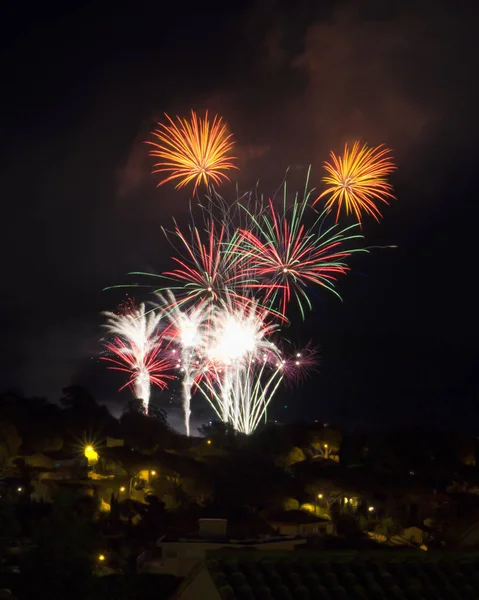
[207,552,479,599]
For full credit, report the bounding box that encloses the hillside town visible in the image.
[2,389,479,598]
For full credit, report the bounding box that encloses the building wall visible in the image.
[401,526,429,546]
[271,522,332,537]
[156,539,307,577]
[24,453,53,469]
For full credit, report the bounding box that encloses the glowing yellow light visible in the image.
[17,487,22,492]
[368,506,375,512]
[98,554,105,562]
[207,440,212,445]
[324,444,328,448]
[84,445,99,464]
[120,486,126,492]
[150,470,156,476]
[317,493,323,499]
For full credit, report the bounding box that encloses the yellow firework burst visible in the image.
[147,110,237,193]
[315,142,396,223]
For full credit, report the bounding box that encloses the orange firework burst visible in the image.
[315,142,396,223]
[147,110,237,192]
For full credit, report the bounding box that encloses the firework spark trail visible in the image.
[126,218,259,312]
[157,291,211,436]
[198,357,283,435]
[276,342,320,384]
[101,303,173,414]
[199,298,281,430]
[315,142,396,224]
[239,171,364,319]
[147,110,238,193]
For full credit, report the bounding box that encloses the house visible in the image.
[399,525,431,546]
[20,451,88,481]
[267,511,333,537]
[139,519,307,577]
[389,525,431,547]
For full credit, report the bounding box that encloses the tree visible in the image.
[374,517,402,540]
[309,426,342,460]
[0,421,22,469]
[275,446,306,470]
[211,453,290,512]
[0,499,20,559]
[137,495,167,542]
[21,492,99,600]
[120,400,170,453]
[198,420,239,453]
[60,385,97,410]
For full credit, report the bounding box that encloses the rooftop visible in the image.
[203,551,479,599]
[158,534,305,546]
[268,511,330,525]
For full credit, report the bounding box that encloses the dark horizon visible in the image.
[1,1,478,434]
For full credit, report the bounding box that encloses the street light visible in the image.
[98,554,105,562]
[317,493,323,499]
[120,486,126,492]
[368,506,375,512]
[150,470,156,476]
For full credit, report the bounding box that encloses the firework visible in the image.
[147,110,238,192]
[239,173,363,319]
[276,342,319,384]
[116,294,136,316]
[157,292,211,436]
[198,357,283,435]
[101,303,174,414]
[200,298,281,428]
[315,142,396,223]
[207,298,279,366]
[162,219,250,307]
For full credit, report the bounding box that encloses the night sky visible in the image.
[1,0,478,434]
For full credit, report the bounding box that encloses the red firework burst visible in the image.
[239,198,359,319]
